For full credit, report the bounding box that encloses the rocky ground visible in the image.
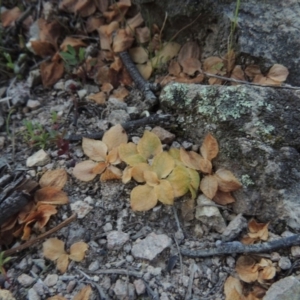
[1,0,300,300]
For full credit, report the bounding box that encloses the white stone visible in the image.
[27,100,41,109]
[134,279,145,295]
[17,273,35,287]
[28,288,40,300]
[131,232,172,260]
[107,231,129,250]
[70,200,92,219]
[26,149,50,167]
[43,274,58,287]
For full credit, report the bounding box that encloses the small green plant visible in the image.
[60,45,85,72]
[0,251,12,277]
[228,0,241,52]
[3,52,14,71]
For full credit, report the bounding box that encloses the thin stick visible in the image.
[84,268,143,278]
[3,214,77,257]
[181,234,300,258]
[185,263,196,300]
[203,72,300,90]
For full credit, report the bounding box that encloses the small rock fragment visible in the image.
[131,232,172,260]
[222,213,247,241]
[27,288,40,300]
[291,246,300,257]
[70,201,92,219]
[88,261,100,271]
[43,274,58,287]
[107,231,129,250]
[263,276,300,300]
[195,195,226,233]
[108,109,130,125]
[134,279,146,295]
[17,274,35,287]
[103,223,113,232]
[26,149,50,167]
[27,99,41,109]
[278,256,292,270]
[0,289,16,300]
[114,279,135,300]
[151,126,175,144]
[27,69,41,88]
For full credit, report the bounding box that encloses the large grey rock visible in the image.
[139,0,300,85]
[263,276,300,300]
[160,83,300,229]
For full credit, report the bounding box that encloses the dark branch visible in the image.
[181,234,300,258]
[119,51,158,109]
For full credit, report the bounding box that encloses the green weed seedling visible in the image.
[60,45,85,72]
[0,251,12,277]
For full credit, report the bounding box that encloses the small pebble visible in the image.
[18,274,35,287]
[278,256,292,270]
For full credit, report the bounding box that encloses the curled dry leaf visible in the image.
[236,256,259,283]
[245,65,262,80]
[113,29,134,52]
[43,238,88,273]
[100,165,122,181]
[267,64,289,82]
[223,49,236,73]
[200,175,218,199]
[87,92,107,104]
[203,56,223,74]
[40,60,64,87]
[177,41,200,66]
[215,169,242,192]
[60,37,87,52]
[168,60,181,76]
[1,7,22,27]
[231,65,246,84]
[136,26,150,43]
[213,190,235,205]
[39,169,68,190]
[125,12,144,35]
[200,133,219,161]
[180,58,202,76]
[73,285,92,300]
[34,186,69,205]
[224,276,243,300]
[247,219,269,241]
[136,61,153,80]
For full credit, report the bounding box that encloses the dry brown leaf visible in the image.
[40,60,64,87]
[208,77,223,85]
[200,175,218,199]
[154,180,174,205]
[136,61,153,80]
[224,276,243,300]
[245,65,262,80]
[200,133,219,161]
[102,124,128,151]
[74,0,96,17]
[56,253,69,273]
[181,198,195,221]
[129,46,148,64]
[37,19,62,50]
[267,64,289,82]
[73,160,100,182]
[73,285,92,300]
[69,242,89,261]
[254,75,281,86]
[236,256,259,283]
[87,92,107,104]
[82,138,107,161]
[101,83,114,94]
[131,163,151,182]
[86,16,105,33]
[248,219,269,241]
[131,184,157,211]
[136,26,150,43]
[203,56,223,74]
[137,130,163,160]
[231,65,246,85]
[213,190,235,205]
[125,12,144,35]
[175,74,205,84]
[30,40,56,57]
[167,165,190,198]
[168,60,181,76]
[96,65,110,84]
[181,58,202,76]
[1,7,22,27]
[180,148,204,171]
[215,169,242,192]
[151,42,181,67]
[60,37,87,52]
[43,238,66,261]
[113,29,134,52]
[100,165,122,181]
[34,186,69,205]
[223,49,236,73]
[39,169,68,190]
[112,86,130,101]
[47,295,67,300]
[98,22,119,50]
[177,41,200,66]
[94,0,108,12]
